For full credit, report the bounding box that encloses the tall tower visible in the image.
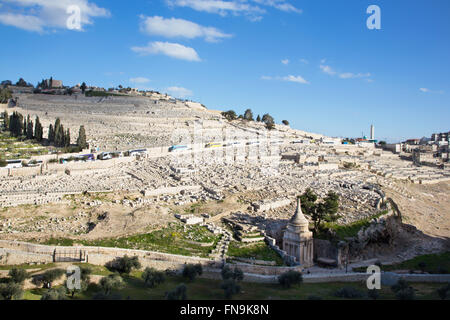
[283,197,314,267]
[370,124,375,140]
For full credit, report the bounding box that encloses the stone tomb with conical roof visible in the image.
[282,197,314,267]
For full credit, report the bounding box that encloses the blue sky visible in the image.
[0,0,449,142]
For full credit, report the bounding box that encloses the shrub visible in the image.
[99,273,124,296]
[391,279,409,293]
[395,287,415,300]
[32,268,65,288]
[142,267,165,288]
[334,286,365,299]
[221,279,241,299]
[391,279,415,300]
[221,266,244,282]
[105,255,141,275]
[41,287,67,300]
[368,289,380,300]
[417,262,427,273]
[436,284,450,300]
[8,268,29,284]
[278,270,303,289]
[182,264,203,281]
[92,292,122,300]
[0,282,23,300]
[166,284,187,300]
[221,110,237,121]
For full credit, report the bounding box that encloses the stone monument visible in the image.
[282,196,314,267]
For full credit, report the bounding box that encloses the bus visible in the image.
[129,149,148,156]
[205,142,222,148]
[77,154,95,161]
[5,159,22,169]
[169,145,188,152]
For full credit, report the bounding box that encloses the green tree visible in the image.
[105,255,141,275]
[16,78,28,87]
[26,115,34,140]
[278,270,303,288]
[8,268,29,284]
[256,114,261,122]
[243,108,254,121]
[99,274,124,296]
[282,120,289,126]
[262,113,275,130]
[437,284,450,300]
[41,287,68,300]
[77,125,88,149]
[221,266,244,282]
[0,88,12,103]
[81,82,87,94]
[300,189,340,235]
[48,124,54,143]
[166,284,187,300]
[221,110,237,121]
[34,116,43,142]
[142,267,165,288]
[64,128,71,148]
[2,111,9,130]
[221,279,241,299]
[391,279,415,300]
[32,268,65,288]
[182,263,203,281]
[0,282,23,300]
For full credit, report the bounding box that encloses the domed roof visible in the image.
[289,197,309,226]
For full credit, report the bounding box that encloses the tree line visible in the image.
[221,108,289,131]
[1,110,88,151]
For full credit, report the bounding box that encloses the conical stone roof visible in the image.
[289,197,309,226]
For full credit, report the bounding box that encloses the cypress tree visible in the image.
[77,125,87,149]
[48,124,54,143]
[26,116,33,140]
[64,128,70,148]
[34,116,43,142]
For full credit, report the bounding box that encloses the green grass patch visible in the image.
[39,224,221,258]
[227,241,284,266]
[319,210,389,240]
[22,275,444,300]
[380,252,450,274]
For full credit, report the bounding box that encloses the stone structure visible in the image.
[282,197,314,267]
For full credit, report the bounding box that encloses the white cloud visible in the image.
[261,75,309,84]
[320,65,336,75]
[139,15,232,43]
[339,72,371,79]
[299,58,309,64]
[282,75,309,84]
[281,59,289,65]
[252,0,302,14]
[131,41,201,62]
[166,0,301,20]
[129,77,150,84]
[166,86,193,98]
[320,64,372,80]
[166,0,263,16]
[0,0,110,32]
[419,88,444,94]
